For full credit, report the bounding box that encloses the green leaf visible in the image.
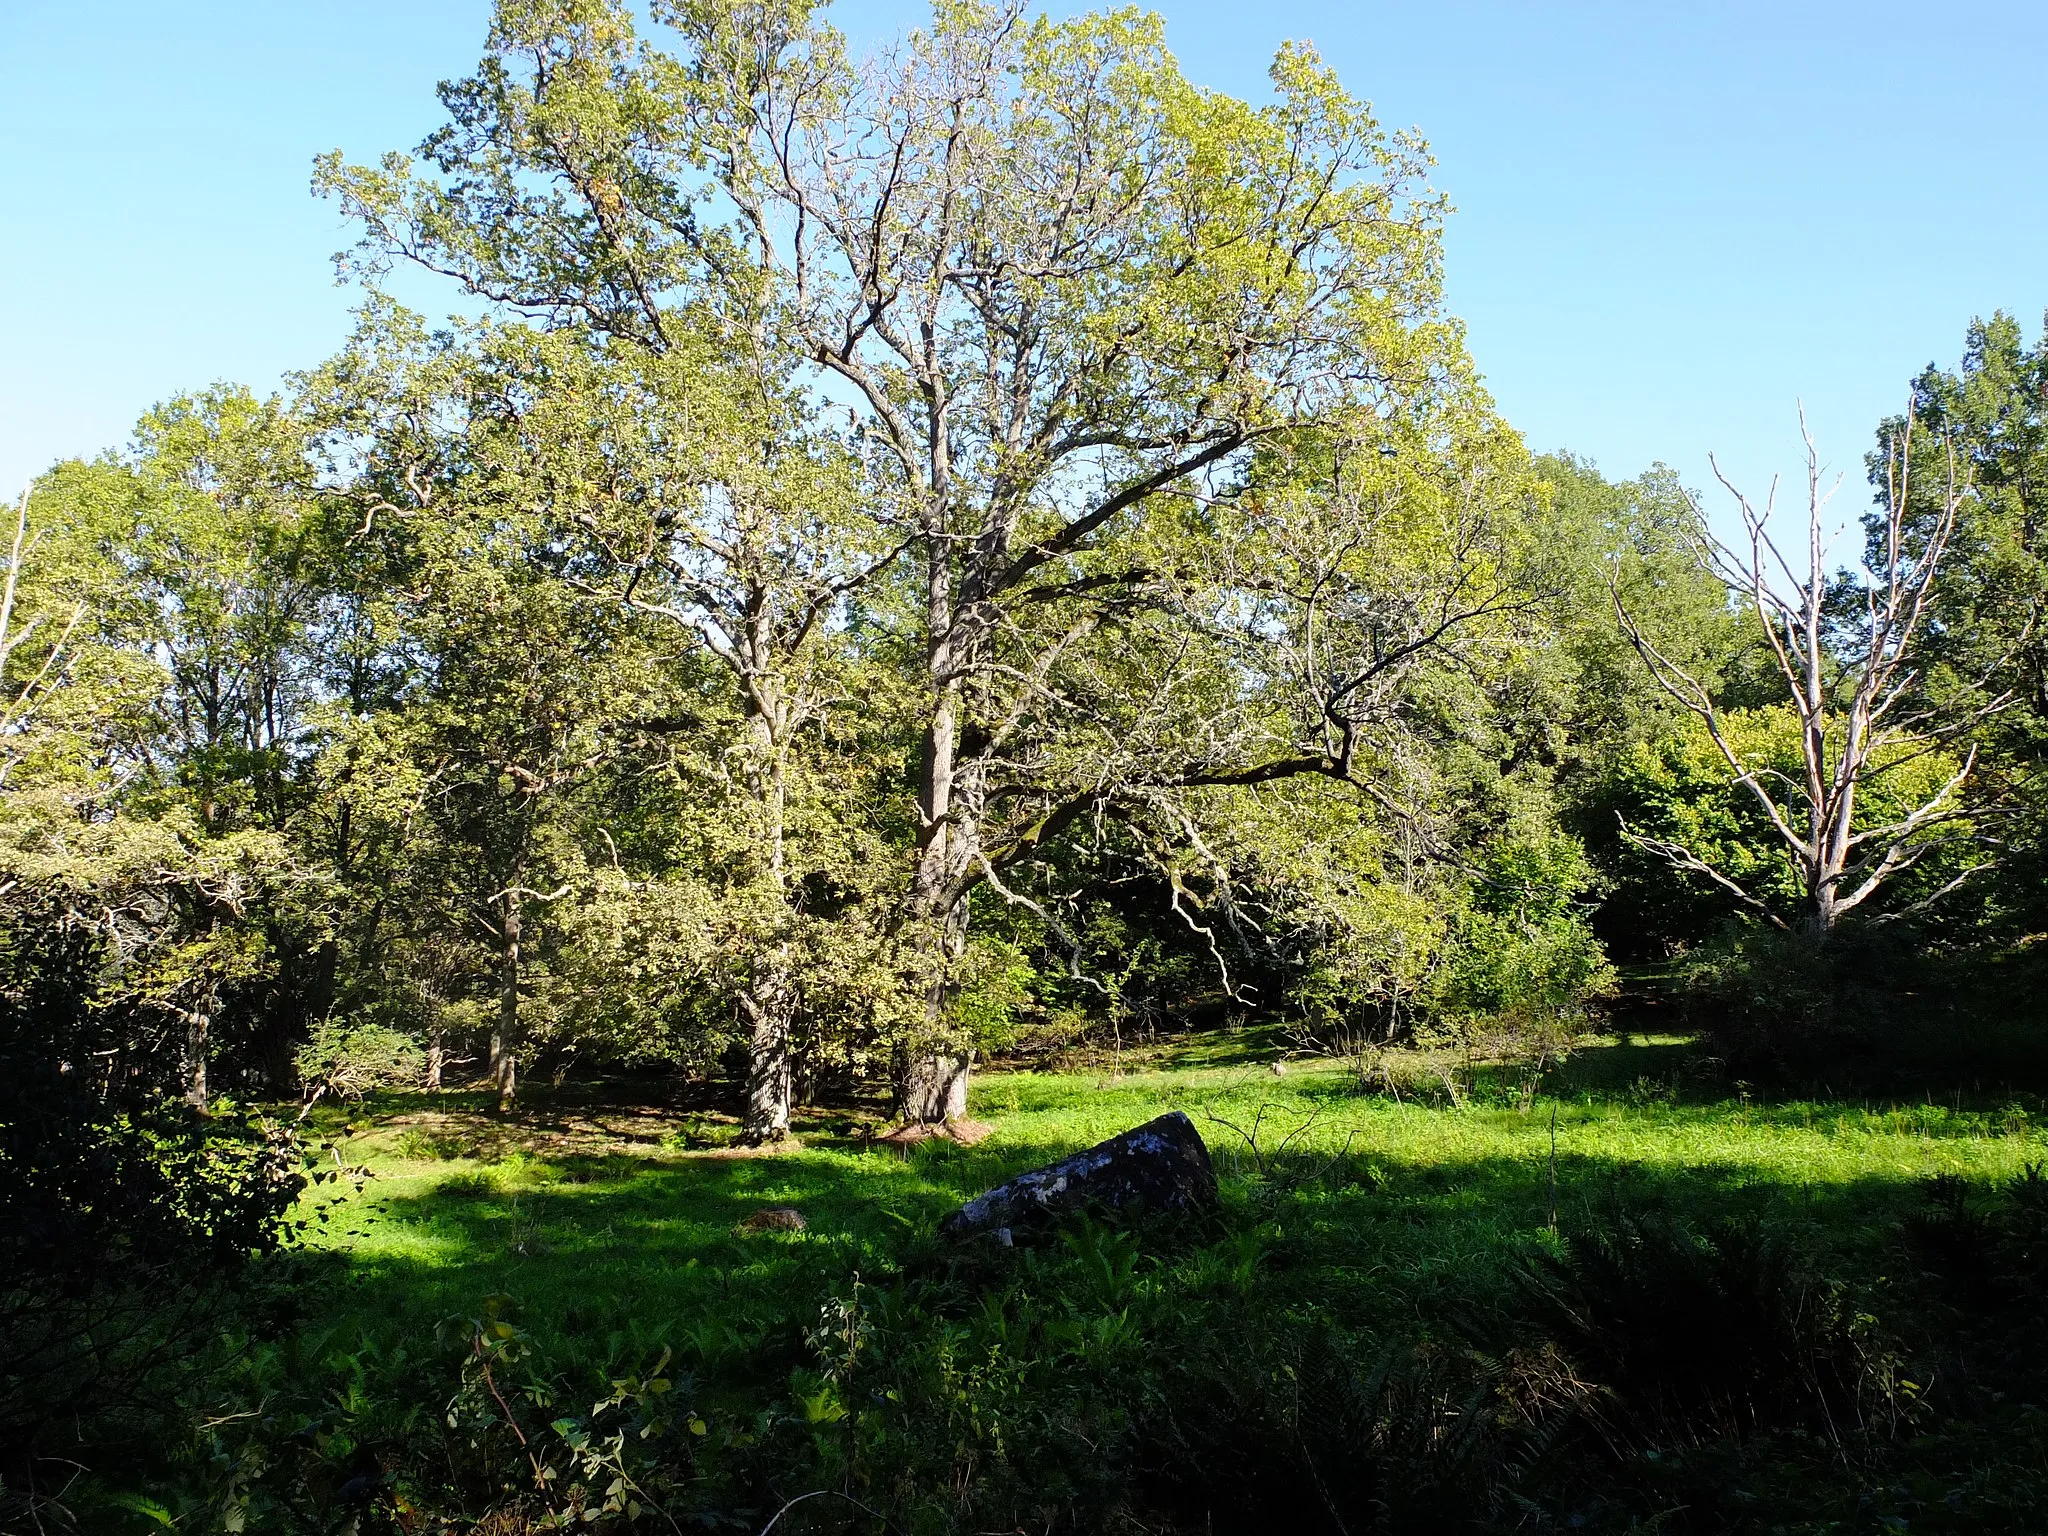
[110,1494,175,1528]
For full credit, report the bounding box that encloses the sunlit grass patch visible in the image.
[294,1039,2047,1347]
[232,1036,2048,1532]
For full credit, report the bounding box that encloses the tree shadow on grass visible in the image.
[301,1134,1046,1373]
[291,1050,2048,1400]
[301,1101,2012,1367]
[247,1112,2048,1536]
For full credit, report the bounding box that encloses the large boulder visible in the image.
[939,1111,1218,1243]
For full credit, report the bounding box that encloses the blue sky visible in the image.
[4,1,2044,528]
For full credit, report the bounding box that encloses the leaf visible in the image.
[799,1387,847,1425]
[110,1494,175,1528]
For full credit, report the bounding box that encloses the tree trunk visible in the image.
[739,970,795,1143]
[901,614,978,1120]
[736,693,797,1144]
[182,918,222,1111]
[489,890,521,1112]
[181,1006,210,1111]
[424,1026,445,1092]
[898,900,973,1122]
[1798,888,1840,948]
[900,1049,974,1124]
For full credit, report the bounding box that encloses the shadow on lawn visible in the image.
[310,1135,1029,1365]
[310,1109,1985,1373]
[257,1108,2048,1530]
[212,1043,2048,1536]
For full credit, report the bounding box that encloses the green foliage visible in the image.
[0,933,305,1508]
[949,938,1042,1055]
[1514,1210,1908,1446]
[1531,453,1749,749]
[1876,311,2048,740]
[1583,704,1984,960]
[1429,832,1616,1059]
[1874,311,2048,941]
[296,1019,427,1100]
[310,0,1601,1114]
[1582,711,1805,956]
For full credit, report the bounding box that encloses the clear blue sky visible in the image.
[5,1,2045,525]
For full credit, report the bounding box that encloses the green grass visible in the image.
[220,1033,2048,1532]
[298,1035,2044,1366]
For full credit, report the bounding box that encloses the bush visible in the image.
[1134,1328,1564,1533]
[295,1018,427,1101]
[1424,832,1616,1072]
[1512,1211,1907,1450]
[185,1293,700,1533]
[1905,1165,2048,1311]
[0,895,305,1519]
[1678,922,1929,1083]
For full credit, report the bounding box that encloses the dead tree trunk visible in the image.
[1615,410,2001,942]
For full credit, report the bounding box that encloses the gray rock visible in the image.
[939,1110,1218,1242]
[738,1206,807,1233]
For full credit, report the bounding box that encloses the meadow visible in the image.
[190,1032,2048,1534]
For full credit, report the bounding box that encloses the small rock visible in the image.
[738,1205,807,1233]
[940,1111,1217,1242]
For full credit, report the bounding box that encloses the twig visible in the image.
[758,1487,905,1535]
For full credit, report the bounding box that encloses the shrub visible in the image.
[1906,1165,2048,1309]
[0,893,306,1520]
[1422,832,1616,1079]
[1513,1211,1906,1450]
[1134,1328,1563,1533]
[295,1018,427,1101]
[1679,922,1928,1082]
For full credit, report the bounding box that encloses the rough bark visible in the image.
[740,968,795,1143]
[738,695,798,1143]
[897,560,973,1120]
[899,1049,973,1126]
[489,889,521,1111]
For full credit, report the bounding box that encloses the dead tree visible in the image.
[1615,412,2004,944]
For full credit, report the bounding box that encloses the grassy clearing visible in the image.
[213,1033,2048,1532]
[300,1034,2043,1373]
